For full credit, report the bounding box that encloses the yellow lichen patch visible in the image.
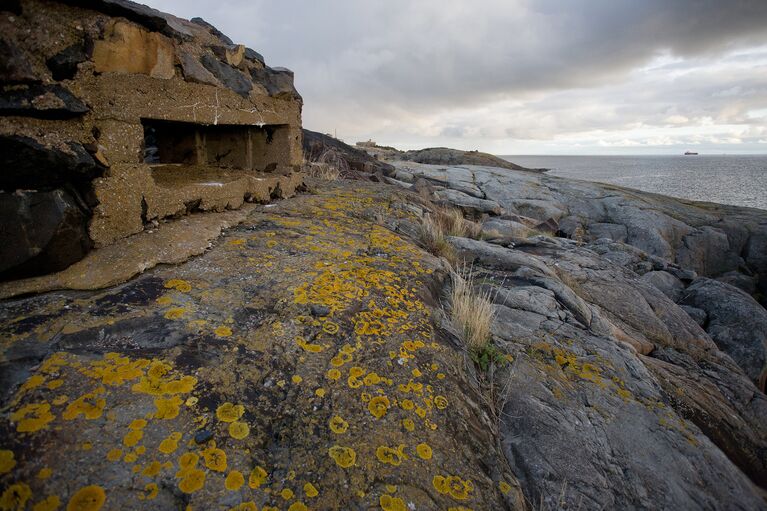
[214,326,233,337]
[216,402,245,422]
[447,507,474,511]
[142,483,159,501]
[159,432,182,454]
[52,395,68,406]
[123,429,143,447]
[329,415,349,434]
[178,469,206,494]
[291,375,303,384]
[202,446,227,472]
[315,388,326,398]
[280,488,294,500]
[225,471,245,491]
[106,448,122,461]
[82,353,149,387]
[326,369,341,381]
[296,337,324,353]
[416,443,433,460]
[143,461,162,477]
[130,360,196,396]
[129,419,147,430]
[12,402,56,432]
[375,444,407,466]
[0,483,31,510]
[66,485,106,511]
[0,450,16,474]
[498,480,512,494]
[32,495,60,511]
[322,321,339,334]
[303,482,319,498]
[248,466,268,489]
[164,308,187,320]
[229,421,250,440]
[164,279,192,293]
[380,495,407,511]
[402,418,415,432]
[433,395,448,410]
[231,503,258,511]
[368,396,390,419]
[229,239,246,246]
[328,445,356,468]
[156,295,173,306]
[433,475,474,501]
[37,467,52,479]
[288,503,308,511]
[153,396,183,419]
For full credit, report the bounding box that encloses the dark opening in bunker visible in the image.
[141,119,287,172]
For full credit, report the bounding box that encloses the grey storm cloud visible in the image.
[148,0,767,152]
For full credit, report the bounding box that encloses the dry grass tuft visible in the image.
[436,207,482,239]
[303,148,350,181]
[450,265,495,354]
[419,213,456,262]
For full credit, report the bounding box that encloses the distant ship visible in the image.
[684,151,699,155]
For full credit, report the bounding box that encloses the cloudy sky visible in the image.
[151,0,767,154]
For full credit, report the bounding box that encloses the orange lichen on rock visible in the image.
[433,474,474,501]
[248,466,268,489]
[66,485,106,511]
[368,396,390,418]
[375,444,407,466]
[225,470,245,491]
[159,432,183,454]
[32,495,61,511]
[0,450,16,474]
[164,279,192,293]
[13,402,56,431]
[216,402,245,422]
[328,445,356,468]
[202,446,228,472]
[153,396,183,419]
[303,482,319,498]
[329,415,349,434]
[416,442,433,460]
[379,494,407,511]
[0,483,32,510]
[229,421,250,439]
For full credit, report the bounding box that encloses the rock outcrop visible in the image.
[0,0,304,281]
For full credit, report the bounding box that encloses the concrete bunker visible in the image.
[0,0,305,282]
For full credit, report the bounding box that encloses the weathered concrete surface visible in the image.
[0,183,524,511]
[0,0,304,279]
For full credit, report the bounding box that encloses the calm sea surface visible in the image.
[500,155,767,211]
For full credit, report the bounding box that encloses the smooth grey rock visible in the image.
[0,83,88,118]
[46,41,90,81]
[482,218,531,239]
[0,37,37,83]
[200,53,252,97]
[250,66,301,101]
[178,50,219,86]
[0,189,92,279]
[680,278,767,391]
[680,305,707,327]
[190,16,233,45]
[640,270,684,302]
[0,135,104,191]
[588,222,628,242]
[716,271,757,295]
[434,189,502,215]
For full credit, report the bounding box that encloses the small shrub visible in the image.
[450,266,495,356]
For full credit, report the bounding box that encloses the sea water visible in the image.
[500,155,767,211]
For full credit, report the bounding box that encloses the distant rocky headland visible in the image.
[1,1,766,510]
